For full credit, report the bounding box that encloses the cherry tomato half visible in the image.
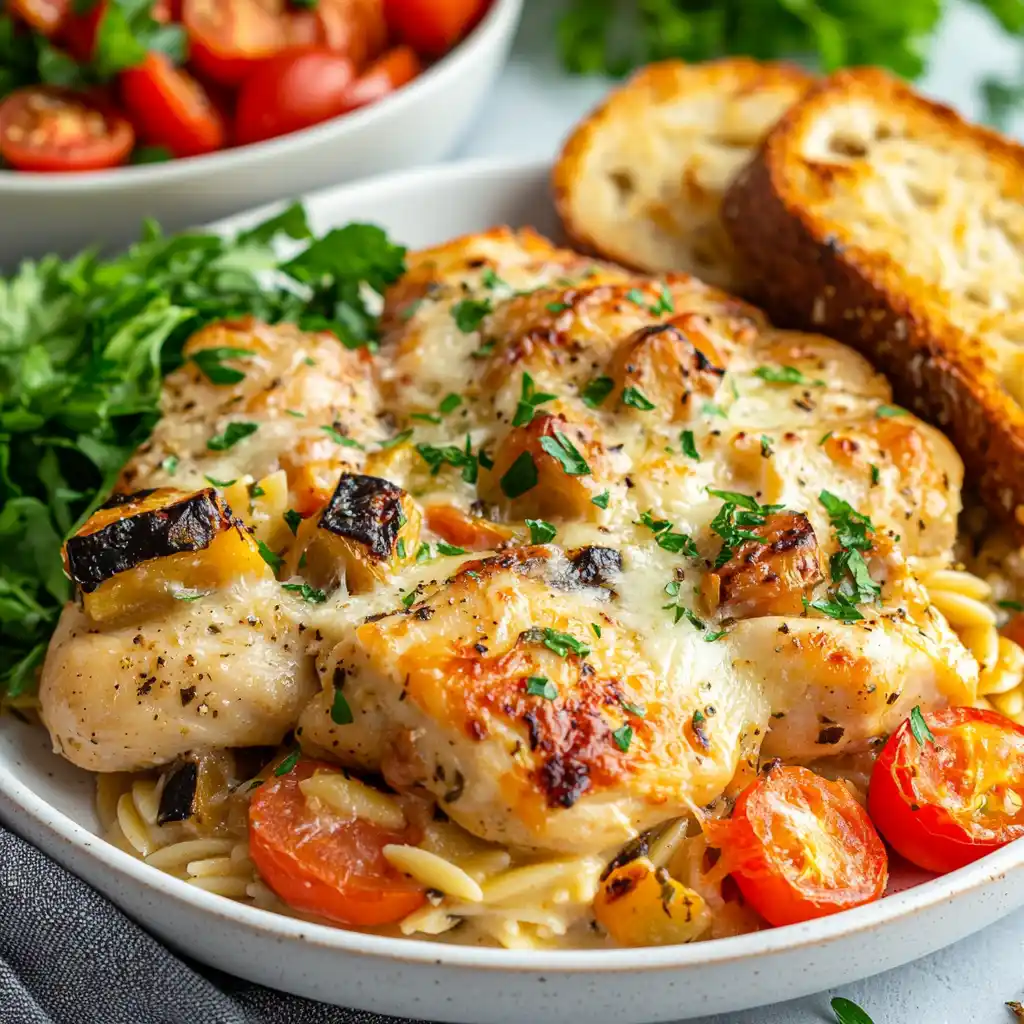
[11,0,68,35]
[339,45,422,113]
[248,758,426,926]
[120,53,225,158]
[0,87,134,172]
[705,764,888,927]
[233,47,356,147]
[383,0,487,56]
[868,706,1024,874]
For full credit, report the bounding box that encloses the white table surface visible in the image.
[452,2,1024,1022]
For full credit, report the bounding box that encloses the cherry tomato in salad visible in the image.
[120,53,225,158]
[316,0,387,68]
[704,764,888,927]
[339,45,422,113]
[0,86,134,172]
[10,0,68,35]
[248,758,426,926]
[233,47,356,146]
[383,0,486,56]
[868,705,1024,874]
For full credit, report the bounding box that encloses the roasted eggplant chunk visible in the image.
[64,488,271,624]
[292,473,421,593]
[156,750,240,828]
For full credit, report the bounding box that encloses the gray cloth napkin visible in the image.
[0,825,422,1024]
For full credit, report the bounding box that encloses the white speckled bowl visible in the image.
[0,0,521,267]
[3,160,1024,1024]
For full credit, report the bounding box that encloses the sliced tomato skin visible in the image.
[183,0,293,86]
[233,47,356,147]
[383,0,487,56]
[339,45,422,113]
[120,53,225,158]
[0,87,134,172]
[705,764,887,927]
[248,758,426,926]
[868,706,1024,874]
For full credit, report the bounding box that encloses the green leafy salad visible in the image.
[0,204,406,698]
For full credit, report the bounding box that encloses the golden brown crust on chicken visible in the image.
[553,58,813,288]
[722,66,1024,537]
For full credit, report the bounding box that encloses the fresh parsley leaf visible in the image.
[331,688,353,726]
[161,455,179,475]
[542,628,591,659]
[612,724,633,752]
[401,590,416,608]
[618,695,645,717]
[805,594,864,622]
[910,705,935,746]
[591,622,602,638]
[701,400,726,418]
[707,489,783,567]
[285,409,305,418]
[546,301,569,314]
[876,404,906,417]
[257,540,283,575]
[451,297,491,333]
[830,996,876,1024]
[999,600,1024,612]
[481,267,505,289]
[379,429,413,450]
[753,365,822,386]
[436,541,466,556]
[281,582,327,603]
[680,430,700,461]
[621,385,655,410]
[512,372,557,427]
[539,431,590,475]
[204,475,236,488]
[173,588,208,602]
[416,438,478,484]
[870,463,880,485]
[581,376,614,409]
[526,676,558,700]
[648,283,674,316]
[591,490,610,509]
[322,425,364,449]
[499,451,538,498]
[637,510,698,557]
[439,392,462,415]
[415,543,433,563]
[626,288,647,307]
[207,421,258,451]
[526,518,557,544]
[190,346,253,385]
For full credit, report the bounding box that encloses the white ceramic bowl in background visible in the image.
[3,160,1024,1024]
[0,0,522,267]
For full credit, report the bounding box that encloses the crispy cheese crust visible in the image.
[553,58,813,289]
[722,67,1024,537]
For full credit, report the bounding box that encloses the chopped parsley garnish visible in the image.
[707,489,784,568]
[416,543,433,563]
[256,540,283,574]
[612,724,633,752]
[416,436,478,484]
[190,346,253,385]
[439,392,463,415]
[481,268,506,289]
[760,435,774,457]
[626,288,647,307]
[451,297,492,333]
[478,449,494,470]
[379,429,413,450]
[285,409,305,418]
[701,400,727,418]
[283,509,302,535]
[618,695,646,717]
[282,582,327,603]
[704,629,728,642]
[539,431,590,475]
[591,622,602,638]
[546,301,570,314]
[513,372,557,427]
[160,455,179,475]
[830,997,875,1024]
[819,490,880,608]
[542,628,591,659]
[396,538,406,559]
[274,749,301,776]
[500,451,538,498]
[819,431,834,445]
[321,425,364,448]
[680,430,700,461]
[401,591,416,608]
[875,404,906,417]
[910,705,935,746]
[581,375,615,409]
[437,541,466,556]
[411,412,441,424]
[526,519,557,544]
[204,475,236,488]
[753,365,823,386]
[648,283,674,316]
[398,299,423,322]
[471,339,496,359]
[330,689,354,726]
[173,589,208,602]
[870,463,880,485]
[207,421,258,451]
[804,593,864,623]
[999,599,1024,612]
[621,385,655,410]
[638,510,698,556]
[526,676,558,700]
[591,490,610,509]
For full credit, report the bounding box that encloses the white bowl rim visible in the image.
[3,154,1022,976]
[0,0,522,192]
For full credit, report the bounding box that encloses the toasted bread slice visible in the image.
[553,58,813,290]
[723,67,1024,536]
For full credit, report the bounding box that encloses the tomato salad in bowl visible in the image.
[0,0,492,171]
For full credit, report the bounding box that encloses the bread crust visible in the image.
[722,67,1024,536]
[553,58,812,290]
